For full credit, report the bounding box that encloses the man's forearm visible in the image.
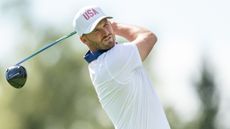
[111,21,155,42]
[111,20,157,61]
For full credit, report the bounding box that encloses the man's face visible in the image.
[81,18,116,51]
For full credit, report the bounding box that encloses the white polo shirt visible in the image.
[87,43,171,129]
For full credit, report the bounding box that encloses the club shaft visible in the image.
[16,31,77,65]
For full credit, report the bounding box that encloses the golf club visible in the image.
[5,31,77,88]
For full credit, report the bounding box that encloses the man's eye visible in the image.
[93,29,99,33]
[104,23,109,27]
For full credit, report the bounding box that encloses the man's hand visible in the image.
[109,20,157,61]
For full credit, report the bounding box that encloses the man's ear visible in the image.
[80,35,87,44]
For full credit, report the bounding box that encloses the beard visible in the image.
[101,34,116,49]
[85,33,116,51]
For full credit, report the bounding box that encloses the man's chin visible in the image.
[109,41,116,47]
[103,42,115,50]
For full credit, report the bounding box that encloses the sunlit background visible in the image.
[0,0,229,129]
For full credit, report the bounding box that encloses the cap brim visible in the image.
[84,16,113,35]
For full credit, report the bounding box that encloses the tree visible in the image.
[165,58,220,129]
[194,59,219,129]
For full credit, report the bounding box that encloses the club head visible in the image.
[5,65,27,88]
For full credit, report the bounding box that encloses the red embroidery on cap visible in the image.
[83,8,99,20]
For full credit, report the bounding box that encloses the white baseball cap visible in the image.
[73,6,112,36]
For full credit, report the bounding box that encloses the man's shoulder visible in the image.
[108,43,136,53]
[104,43,141,65]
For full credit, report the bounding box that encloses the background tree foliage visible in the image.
[166,59,219,129]
[0,0,113,129]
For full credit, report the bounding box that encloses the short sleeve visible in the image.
[105,43,142,80]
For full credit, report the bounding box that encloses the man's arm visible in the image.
[111,21,157,61]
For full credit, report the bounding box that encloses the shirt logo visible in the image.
[83,8,99,20]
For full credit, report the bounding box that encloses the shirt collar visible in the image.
[84,49,109,63]
[84,43,117,63]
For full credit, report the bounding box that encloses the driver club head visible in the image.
[4,32,76,89]
[5,65,27,88]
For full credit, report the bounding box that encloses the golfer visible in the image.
[73,6,171,129]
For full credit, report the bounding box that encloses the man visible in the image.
[73,5,171,129]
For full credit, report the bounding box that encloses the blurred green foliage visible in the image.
[0,28,113,129]
[194,61,219,129]
[166,60,219,129]
[0,1,113,128]
[0,31,113,129]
